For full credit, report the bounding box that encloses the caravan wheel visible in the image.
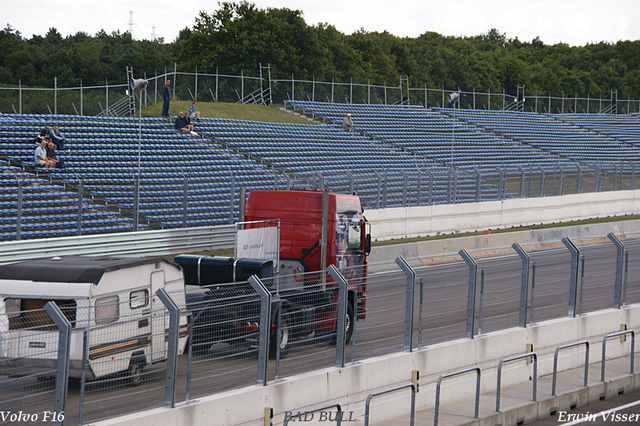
[127,356,146,386]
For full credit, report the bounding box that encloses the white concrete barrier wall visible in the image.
[365,189,640,242]
[98,305,640,426]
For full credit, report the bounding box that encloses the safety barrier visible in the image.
[495,353,537,412]
[364,383,417,426]
[434,367,480,426]
[601,330,635,381]
[552,341,590,396]
[283,403,344,426]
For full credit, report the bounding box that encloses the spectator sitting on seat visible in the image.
[40,125,51,142]
[188,102,201,120]
[343,114,353,132]
[49,125,66,150]
[34,136,54,168]
[174,111,195,134]
[46,139,60,168]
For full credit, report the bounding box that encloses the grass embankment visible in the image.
[140,100,315,125]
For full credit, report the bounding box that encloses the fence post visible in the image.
[396,257,416,352]
[416,169,422,206]
[631,162,636,190]
[459,249,478,339]
[19,79,22,114]
[77,176,83,236]
[105,78,109,116]
[401,170,408,207]
[54,76,57,115]
[132,174,139,232]
[607,233,624,309]
[328,265,349,367]
[183,172,189,228]
[562,237,580,317]
[470,167,479,202]
[156,288,180,408]
[248,276,272,385]
[347,170,355,195]
[538,166,545,197]
[595,164,602,192]
[425,170,434,205]
[512,243,530,327]
[194,66,198,101]
[15,176,23,241]
[496,166,504,200]
[216,67,219,102]
[576,164,583,194]
[518,166,525,197]
[229,174,236,224]
[43,302,71,425]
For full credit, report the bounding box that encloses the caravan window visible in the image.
[130,290,149,309]
[6,299,76,329]
[95,296,119,325]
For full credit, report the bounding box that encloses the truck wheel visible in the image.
[345,302,354,345]
[127,357,146,386]
[332,302,355,346]
[269,311,290,360]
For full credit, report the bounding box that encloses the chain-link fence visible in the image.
[1,233,639,423]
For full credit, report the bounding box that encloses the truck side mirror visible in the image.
[365,234,371,255]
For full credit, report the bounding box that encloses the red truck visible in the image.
[176,189,370,357]
[244,190,370,351]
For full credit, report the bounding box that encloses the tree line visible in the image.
[1,1,639,98]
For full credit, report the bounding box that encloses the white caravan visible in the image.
[0,256,188,383]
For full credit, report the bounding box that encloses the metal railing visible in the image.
[2,65,638,116]
[1,234,640,424]
[364,383,417,426]
[552,341,590,396]
[434,367,481,426]
[496,353,537,412]
[601,330,635,382]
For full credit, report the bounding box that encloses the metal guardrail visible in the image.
[495,353,537,412]
[552,341,589,396]
[0,225,235,264]
[283,403,344,426]
[434,367,480,426]
[601,330,635,381]
[364,383,417,426]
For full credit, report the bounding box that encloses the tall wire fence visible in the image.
[0,232,637,424]
[1,65,639,115]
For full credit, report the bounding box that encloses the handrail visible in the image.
[601,330,635,381]
[496,353,537,411]
[552,341,589,395]
[283,403,343,426]
[434,367,480,426]
[364,383,416,426]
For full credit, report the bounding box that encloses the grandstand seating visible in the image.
[1,103,639,241]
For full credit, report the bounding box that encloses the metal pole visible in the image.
[512,243,531,327]
[229,174,236,224]
[478,269,484,336]
[396,257,416,352]
[328,266,349,368]
[156,289,181,408]
[183,173,189,228]
[530,262,536,325]
[15,176,23,241]
[18,79,22,114]
[54,76,57,115]
[248,276,271,385]
[459,249,478,338]
[77,176,83,236]
[562,237,580,317]
[43,302,71,426]
[194,66,198,101]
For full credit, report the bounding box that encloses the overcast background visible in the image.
[4,0,640,46]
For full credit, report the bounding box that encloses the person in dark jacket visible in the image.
[174,111,195,134]
[162,79,171,117]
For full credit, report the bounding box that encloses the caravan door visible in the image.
[150,271,167,362]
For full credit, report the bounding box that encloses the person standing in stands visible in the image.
[49,125,66,150]
[162,79,171,118]
[343,113,353,132]
[34,136,54,168]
